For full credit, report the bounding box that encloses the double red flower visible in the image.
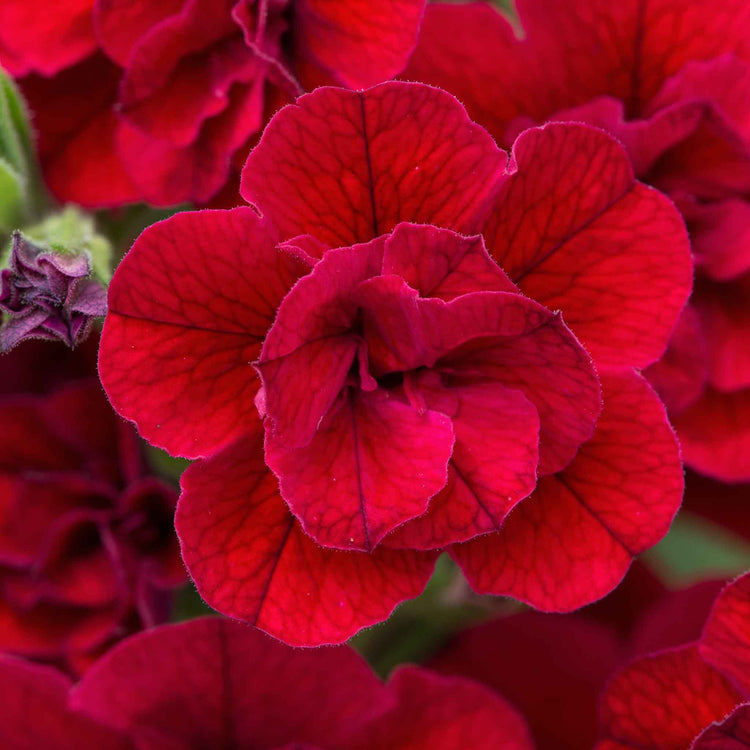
[100,81,691,645]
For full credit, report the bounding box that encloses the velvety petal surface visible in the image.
[99,207,308,459]
[482,124,691,369]
[383,380,539,549]
[266,387,454,551]
[700,573,750,697]
[672,389,750,482]
[452,369,682,610]
[691,703,750,749]
[257,238,383,448]
[241,82,508,247]
[381,223,518,301]
[597,647,743,750]
[176,425,438,645]
[347,666,534,749]
[427,295,601,476]
[406,0,750,142]
[72,618,393,748]
[294,0,425,89]
[0,657,129,749]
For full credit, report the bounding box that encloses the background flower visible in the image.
[0,339,183,675]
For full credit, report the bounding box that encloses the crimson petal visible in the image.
[176,425,437,645]
[482,123,691,369]
[240,82,507,247]
[99,207,308,459]
[452,369,682,610]
[72,617,393,748]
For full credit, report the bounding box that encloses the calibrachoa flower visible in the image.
[597,571,750,749]
[429,568,725,750]
[0,618,534,749]
[405,0,750,481]
[0,340,183,675]
[99,81,691,645]
[0,0,426,207]
[0,232,107,351]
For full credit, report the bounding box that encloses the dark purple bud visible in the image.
[0,232,107,351]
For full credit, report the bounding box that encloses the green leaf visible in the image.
[643,511,750,587]
[0,156,24,235]
[0,68,47,221]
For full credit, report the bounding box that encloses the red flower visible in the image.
[0,618,533,749]
[0,0,426,207]
[428,566,724,750]
[405,0,750,481]
[598,571,750,749]
[0,341,183,675]
[99,81,690,645]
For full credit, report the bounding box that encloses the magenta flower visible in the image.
[99,81,691,645]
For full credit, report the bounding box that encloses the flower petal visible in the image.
[383,379,539,549]
[241,81,507,247]
[176,426,438,645]
[266,388,454,551]
[348,666,534,750]
[452,369,682,610]
[381,223,518,302]
[482,123,691,369]
[700,572,750,697]
[691,703,750,750]
[293,0,425,89]
[597,647,743,750]
[99,207,308,459]
[672,388,750,482]
[0,657,128,749]
[72,617,393,748]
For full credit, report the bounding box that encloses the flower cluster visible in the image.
[0,0,747,745]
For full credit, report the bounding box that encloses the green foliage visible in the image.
[643,511,750,587]
[0,68,47,233]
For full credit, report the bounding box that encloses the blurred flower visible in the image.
[0,0,427,207]
[0,617,533,749]
[0,340,183,675]
[429,565,725,749]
